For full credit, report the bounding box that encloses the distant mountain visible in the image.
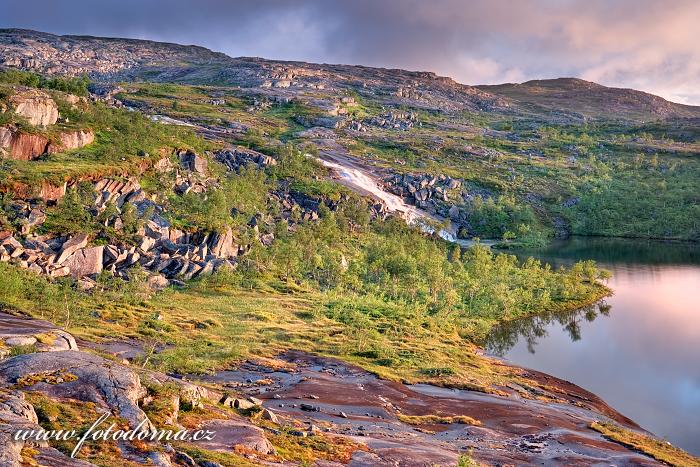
[0,29,505,113]
[478,78,700,121]
[2,29,698,122]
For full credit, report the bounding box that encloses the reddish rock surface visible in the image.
[0,126,49,160]
[195,352,664,466]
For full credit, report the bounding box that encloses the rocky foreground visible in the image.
[0,312,668,466]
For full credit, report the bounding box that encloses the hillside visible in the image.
[0,29,698,466]
[479,77,700,121]
[0,28,506,113]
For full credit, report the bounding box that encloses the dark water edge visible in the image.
[486,236,700,455]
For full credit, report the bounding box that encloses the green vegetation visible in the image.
[0,78,611,391]
[341,112,700,243]
[590,421,699,467]
[1,78,209,195]
[0,69,90,96]
[26,392,139,466]
[0,192,608,388]
[397,414,481,426]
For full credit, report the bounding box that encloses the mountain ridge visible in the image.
[2,28,699,120]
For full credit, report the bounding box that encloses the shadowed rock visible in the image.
[0,351,154,432]
[0,313,78,355]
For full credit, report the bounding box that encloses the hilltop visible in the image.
[4,29,700,123]
[479,77,700,121]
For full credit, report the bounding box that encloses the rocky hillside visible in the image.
[0,29,506,113]
[5,29,700,123]
[479,77,700,121]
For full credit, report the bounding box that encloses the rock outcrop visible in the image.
[215,147,276,172]
[1,126,94,160]
[8,89,58,126]
[179,150,208,175]
[0,126,49,160]
[0,313,78,358]
[0,351,154,432]
[47,129,95,153]
[0,390,45,467]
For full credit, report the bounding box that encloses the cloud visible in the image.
[1,0,699,104]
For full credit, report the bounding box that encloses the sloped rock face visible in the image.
[0,313,78,356]
[39,180,67,202]
[47,129,95,153]
[8,89,58,126]
[0,127,10,149]
[0,390,45,467]
[197,419,275,455]
[0,126,49,160]
[0,351,154,432]
[1,126,94,160]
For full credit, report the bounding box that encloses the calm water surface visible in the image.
[486,237,700,455]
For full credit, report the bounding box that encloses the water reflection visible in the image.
[486,301,612,355]
[514,236,700,269]
[487,236,700,455]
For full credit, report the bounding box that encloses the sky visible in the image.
[2,0,699,104]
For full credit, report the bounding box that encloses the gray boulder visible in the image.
[0,390,44,467]
[179,150,207,175]
[0,351,154,432]
[56,233,89,264]
[63,246,104,278]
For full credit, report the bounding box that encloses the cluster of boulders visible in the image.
[0,148,241,288]
[0,193,243,290]
[88,83,126,108]
[215,146,277,172]
[293,114,344,129]
[366,110,419,130]
[383,172,463,207]
[0,144,368,289]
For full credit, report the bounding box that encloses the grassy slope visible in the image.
[590,422,700,467]
[118,80,700,244]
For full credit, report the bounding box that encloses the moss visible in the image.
[20,446,40,467]
[25,392,142,467]
[15,370,78,387]
[34,332,57,345]
[397,414,481,426]
[269,429,367,464]
[590,421,699,467]
[8,344,38,357]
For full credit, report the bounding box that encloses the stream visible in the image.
[486,237,700,455]
[317,153,490,247]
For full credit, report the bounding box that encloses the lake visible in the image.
[486,237,700,455]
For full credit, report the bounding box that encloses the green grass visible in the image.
[590,421,699,467]
[397,414,481,426]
